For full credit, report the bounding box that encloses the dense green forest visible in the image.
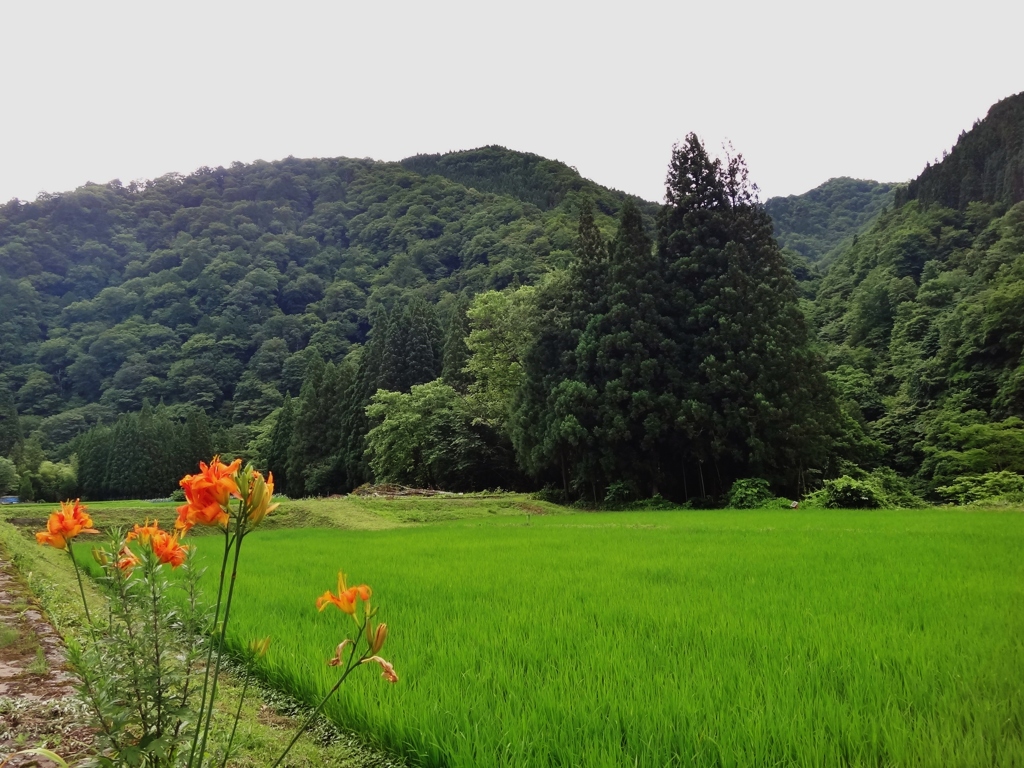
[2,92,1022,505]
[814,91,1024,500]
[765,177,896,265]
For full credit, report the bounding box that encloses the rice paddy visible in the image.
[192,508,1024,767]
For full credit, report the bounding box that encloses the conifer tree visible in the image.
[410,295,444,377]
[659,134,837,492]
[76,426,112,500]
[511,202,607,498]
[183,410,213,471]
[337,308,390,488]
[266,395,295,494]
[441,295,472,392]
[0,384,22,459]
[579,200,674,495]
[379,298,438,393]
[287,350,326,497]
[104,415,145,499]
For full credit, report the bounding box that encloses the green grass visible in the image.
[1,493,555,535]
[188,508,1024,767]
[0,625,19,648]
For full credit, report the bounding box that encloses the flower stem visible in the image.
[149,556,164,735]
[196,519,246,765]
[66,541,96,644]
[186,531,233,768]
[220,672,250,768]
[270,641,363,768]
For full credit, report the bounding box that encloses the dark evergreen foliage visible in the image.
[897,91,1024,209]
[441,296,472,392]
[0,384,22,458]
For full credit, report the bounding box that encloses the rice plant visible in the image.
[198,508,1024,767]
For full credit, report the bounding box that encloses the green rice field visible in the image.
[193,508,1024,767]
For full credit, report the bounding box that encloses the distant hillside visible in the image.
[402,145,660,219]
[765,177,897,265]
[0,148,649,457]
[810,91,1024,496]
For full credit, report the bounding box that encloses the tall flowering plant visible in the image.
[30,457,397,768]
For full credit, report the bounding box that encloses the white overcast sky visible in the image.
[1,0,1021,204]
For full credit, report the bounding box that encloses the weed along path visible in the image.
[0,545,91,765]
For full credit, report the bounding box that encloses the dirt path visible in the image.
[0,551,92,766]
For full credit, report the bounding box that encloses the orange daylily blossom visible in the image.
[116,545,141,573]
[126,520,161,546]
[150,529,189,568]
[362,655,399,683]
[316,571,371,617]
[125,520,188,568]
[35,500,99,550]
[176,457,242,533]
[246,470,279,526]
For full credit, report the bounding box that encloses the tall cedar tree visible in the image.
[286,351,326,497]
[337,307,391,488]
[441,295,472,392]
[0,384,21,458]
[266,394,295,494]
[578,200,676,496]
[380,297,441,393]
[659,135,838,493]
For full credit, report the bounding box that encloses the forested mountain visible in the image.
[3,91,1023,506]
[403,146,660,218]
[813,90,1024,497]
[0,152,637,435]
[765,177,896,265]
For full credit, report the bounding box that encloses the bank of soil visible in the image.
[0,548,92,766]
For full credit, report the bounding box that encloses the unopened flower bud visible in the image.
[371,623,388,654]
[249,636,271,658]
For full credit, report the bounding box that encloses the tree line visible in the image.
[70,135,857,502]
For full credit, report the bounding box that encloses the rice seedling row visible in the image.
[192,509,1024,767]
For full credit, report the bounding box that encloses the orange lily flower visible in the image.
[125,519,161,546]
[150,529,189,568]
[246,470,279,526]
[316,571,371,616]
[116,545,141,573]
[175,456,242,533]
[124,520,188,568]
[35,500,99,550]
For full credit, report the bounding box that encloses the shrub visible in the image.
[532,486,567,505]
[728,478,774,509]
[937,470,1024,505]
[603,481,634,508]
[627,494,678,511]
[822,476,881,509]
[866,467,926,508]
[814,468,926,509]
